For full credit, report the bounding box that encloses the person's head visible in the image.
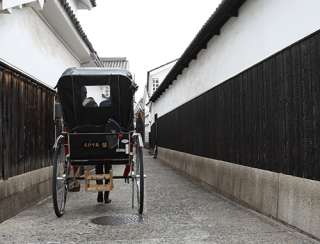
[101,85,110,99]
[83,97,97,107]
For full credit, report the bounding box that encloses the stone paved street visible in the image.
[0,152,318,244]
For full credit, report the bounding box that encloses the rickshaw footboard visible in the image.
[84,169,114,192]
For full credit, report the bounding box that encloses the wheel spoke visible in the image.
[136,180,140,205]
[52,139,68,217]
[133,143,143,214]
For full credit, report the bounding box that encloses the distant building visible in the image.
[101,57,129,70]
[143,59,177,147]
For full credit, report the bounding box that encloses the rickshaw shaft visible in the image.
[74,176,131,180]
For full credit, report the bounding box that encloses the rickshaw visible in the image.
[52,67,144,217]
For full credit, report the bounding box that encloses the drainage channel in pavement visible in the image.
[91,214,145,226]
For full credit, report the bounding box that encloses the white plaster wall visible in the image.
[148,72,160,96]
[0,7,80,88]
[152,68,169,83]
[148,62,176,97]
[153,0,320,117]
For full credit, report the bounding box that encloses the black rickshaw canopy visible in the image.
[56,67,137,131]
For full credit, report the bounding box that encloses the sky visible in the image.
[78,0,222,99]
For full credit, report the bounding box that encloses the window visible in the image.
[152,78,159,85]
[81,85,111,107]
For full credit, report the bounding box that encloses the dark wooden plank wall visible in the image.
[150,123,155,149]
[151,30,320,181]
[136,112,145,143]
[0,65,55,179]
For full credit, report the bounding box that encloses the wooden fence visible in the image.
[152,29,320,181]
[0,63,55,179]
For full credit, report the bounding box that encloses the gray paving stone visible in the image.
[0,152,318,244]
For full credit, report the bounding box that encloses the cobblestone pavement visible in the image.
[0,152,319,244]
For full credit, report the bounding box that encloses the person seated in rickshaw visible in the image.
[81,86,98,107]
[99,85,111,107]
[83,97,98,107]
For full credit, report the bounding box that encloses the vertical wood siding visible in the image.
[0,65,55,179]
[152,30,320,181]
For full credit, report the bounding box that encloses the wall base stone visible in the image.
[158,147,320,240]
[0,167,52,222]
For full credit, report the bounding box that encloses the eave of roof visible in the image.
[148,59,179,74]
[59,0,96,54]
[149,0,246,102]
[0,59,55,92]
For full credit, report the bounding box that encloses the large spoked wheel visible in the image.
[52,136,68,217]
[133,141,144,215]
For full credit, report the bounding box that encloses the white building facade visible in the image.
[144,59,177,146]
[0,0,100,222]
[151,0,320,117]
[0,0,101,88]
[149,0,320,239]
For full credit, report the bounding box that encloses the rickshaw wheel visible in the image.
[133,143,144,214]
[52,137,68,217]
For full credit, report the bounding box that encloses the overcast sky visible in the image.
[78,0,222,99]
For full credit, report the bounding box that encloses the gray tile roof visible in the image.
[59,0,96,53]
[150,0,246,102]
[101,57,129,70]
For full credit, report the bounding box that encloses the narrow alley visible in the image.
[0,152,317,244]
